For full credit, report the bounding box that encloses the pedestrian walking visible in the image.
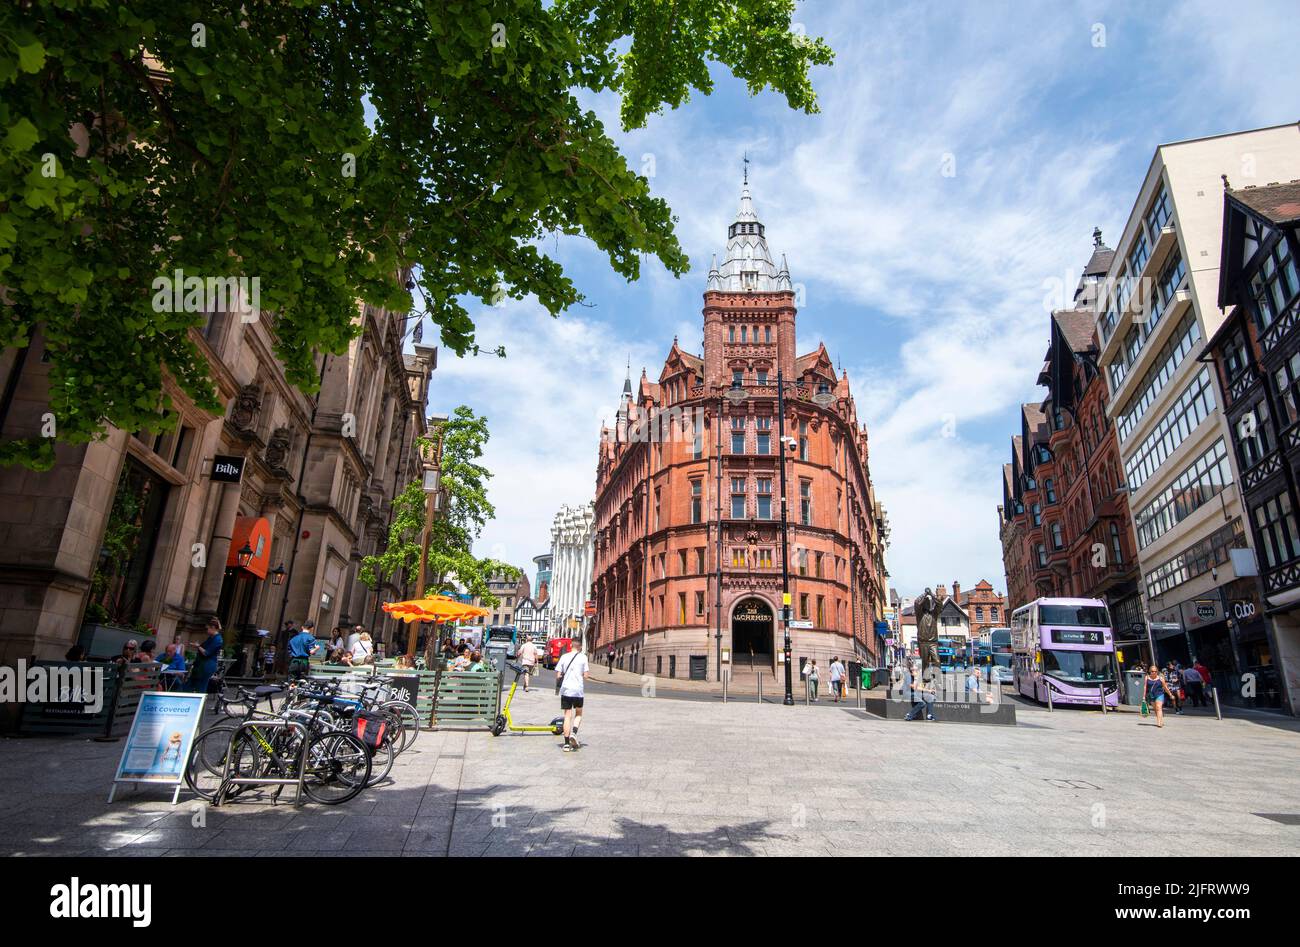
[606,645,615,674]
[829,655,844,702]
[262,645,276,676]
[965,665,981,703]
[1163,661,1185,715]
[287,621,320,680]
[805,659,820,701]
[1182,663,1207,708]
[1143,664,1176,728]
[556,640,590,752]
[517,635,539,692]
[189,617,224,697]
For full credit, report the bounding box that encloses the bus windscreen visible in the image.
[1038,604,1109,627]
[1042,649,1114,682]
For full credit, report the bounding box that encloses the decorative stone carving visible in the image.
[230,383,262,433]
[264,426,292,470]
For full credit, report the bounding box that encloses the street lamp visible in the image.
[409,413,450,659]
[236,541,254,569]
[270,563,287,586]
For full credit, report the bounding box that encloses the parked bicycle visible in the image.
[186,679,372,805]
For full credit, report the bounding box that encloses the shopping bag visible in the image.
[1140,700,1149,716]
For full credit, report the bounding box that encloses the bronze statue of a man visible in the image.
[914,587,941,675]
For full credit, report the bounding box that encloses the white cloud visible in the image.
[435,299,656,583]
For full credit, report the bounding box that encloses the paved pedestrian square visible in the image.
[1,684,1297,857]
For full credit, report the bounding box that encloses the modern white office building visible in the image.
[547,502,595,641]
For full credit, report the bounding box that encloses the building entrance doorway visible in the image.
[731,597,774,670]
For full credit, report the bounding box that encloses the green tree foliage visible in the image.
[0,1,831,468]
[362,406,519,603]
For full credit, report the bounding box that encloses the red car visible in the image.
[544,637,574,670]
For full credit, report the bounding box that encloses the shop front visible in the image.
[1149,603,1189,668]
[1151,579,1283,709]
[1222,578,1284,710]
[1177,593,1237,701]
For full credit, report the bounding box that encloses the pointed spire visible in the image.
[622,357,632,398]
[717,172,778,291]
[776,252,792,291]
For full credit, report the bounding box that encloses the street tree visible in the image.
[0,1,832,468]
[361,405,519,612]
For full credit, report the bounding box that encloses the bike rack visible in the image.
[214,718,309,808]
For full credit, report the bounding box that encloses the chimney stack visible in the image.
[953,580,961,602]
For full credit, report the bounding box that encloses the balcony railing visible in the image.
[1260,297,1300,355]
[1226,366,1260,407]
[1242,450,1284,493]
[1282,418,1300,456]
[1264,557,1300,596]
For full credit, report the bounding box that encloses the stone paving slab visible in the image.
[1,683,1298,856]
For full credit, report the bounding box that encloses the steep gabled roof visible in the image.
[1022,402,1049,443]
[939,596,969,622]
[1053,308,1097,354]
[1231,180,1300,226]
[796,342,834,376]
[1219,180,1300,308]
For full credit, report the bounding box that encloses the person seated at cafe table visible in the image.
[112,640,139,665]
[162,643,187,672]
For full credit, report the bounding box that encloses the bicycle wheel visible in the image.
[380,700,422,753]
[185,727,260,801]
[301,732,371,805]
[365,739,394,785]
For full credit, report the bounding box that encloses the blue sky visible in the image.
[415,0,1300,599]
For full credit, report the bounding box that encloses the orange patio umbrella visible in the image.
[382,595,491,624]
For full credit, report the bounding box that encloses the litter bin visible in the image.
[1124,669,1145,706]
[861,667,873,690]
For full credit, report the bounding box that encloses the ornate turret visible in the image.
[714,181,785,293]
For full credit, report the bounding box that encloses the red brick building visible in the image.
[590,182,889,680]
[999,232,1144,654]
[953,579,1008,638]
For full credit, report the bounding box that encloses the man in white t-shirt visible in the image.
[555,640,589,752]
[829,657,845,702]
[517,636,539,692]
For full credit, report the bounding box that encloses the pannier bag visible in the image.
[354,710,388,749]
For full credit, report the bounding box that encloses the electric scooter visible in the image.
[491,662,564,736]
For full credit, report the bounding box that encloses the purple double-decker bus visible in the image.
[1010,597,1119,707]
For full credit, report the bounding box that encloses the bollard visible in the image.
[757,673,763,704]
[723,670,728,704]
[1099,685,1106,715]
[806,676,810,706]
[1046,680,1053,712]
[1212,685,1222,721]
